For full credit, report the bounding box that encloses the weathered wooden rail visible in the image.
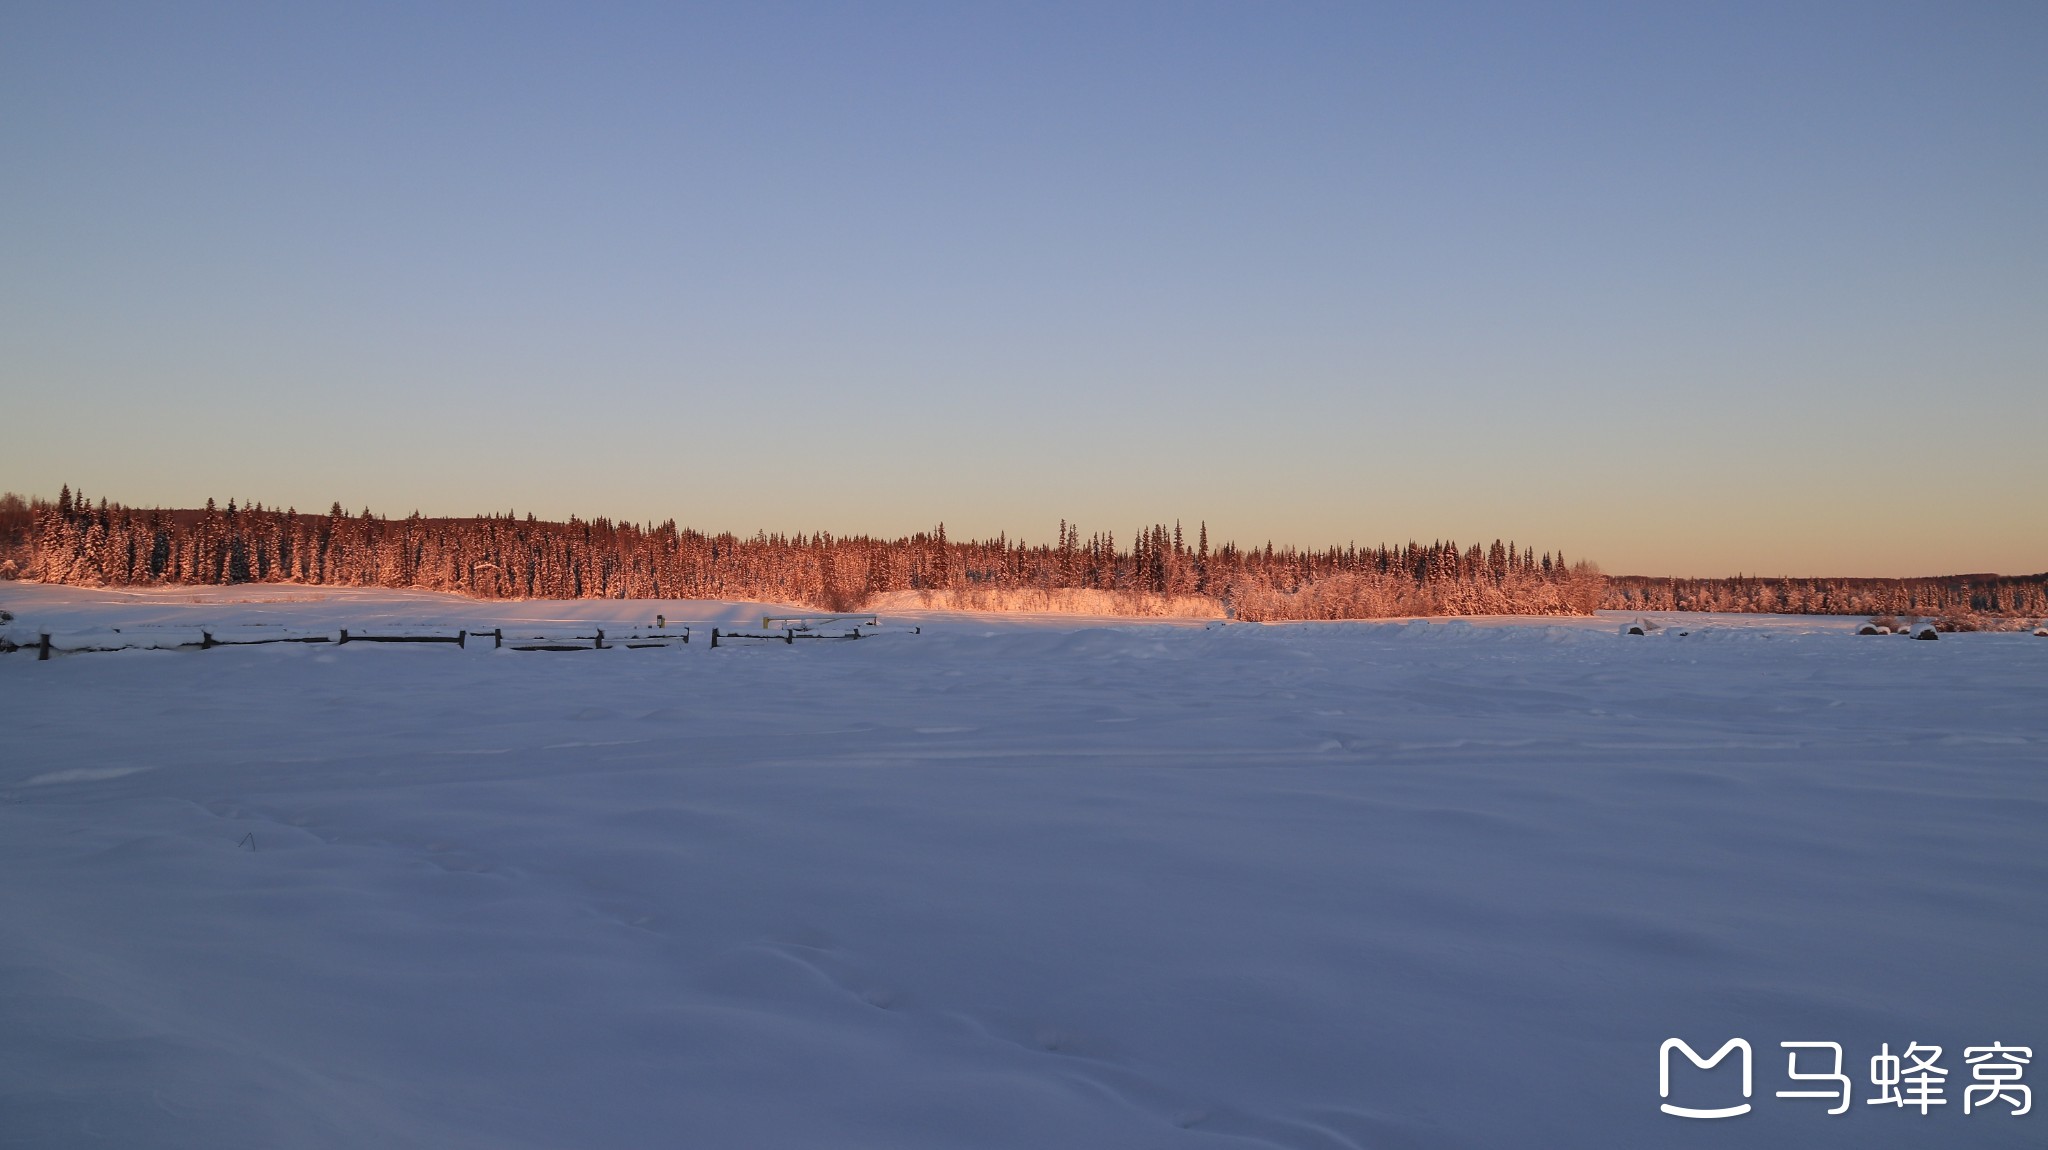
[709,626,867,648]
[760,613,880,630]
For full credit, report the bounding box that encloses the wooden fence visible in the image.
[0,621,926,659]
[2,625,704,660]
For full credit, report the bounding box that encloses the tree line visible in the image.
[1605,573,2047,623]
[5,488,2038,622]
[3,487,1602,620]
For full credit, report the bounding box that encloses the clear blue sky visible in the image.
[4,2,2043,576]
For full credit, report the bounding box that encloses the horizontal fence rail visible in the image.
[760,613,881,630]
[339,629,468,646]
[709,626,869,648]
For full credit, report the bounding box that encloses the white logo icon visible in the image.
[1660,1038,1753,1118]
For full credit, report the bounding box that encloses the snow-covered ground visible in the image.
[2,585,2042,1149]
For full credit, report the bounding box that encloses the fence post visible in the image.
[785,628,793,645]
[710,628,719,648]
[595,629,605,650]
[339,629,350,645]
[493,628,502,649]
[682,627,690,644]
[38,633,50,661]
[458,630,466,649]
[202,630,215,650]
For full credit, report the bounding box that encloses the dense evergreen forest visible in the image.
[1604,573,2048,621]
[2,488,2040,624]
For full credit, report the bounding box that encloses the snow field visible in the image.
[1,586,2043,1149]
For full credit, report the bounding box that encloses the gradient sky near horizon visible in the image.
[4,3,2044,577]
